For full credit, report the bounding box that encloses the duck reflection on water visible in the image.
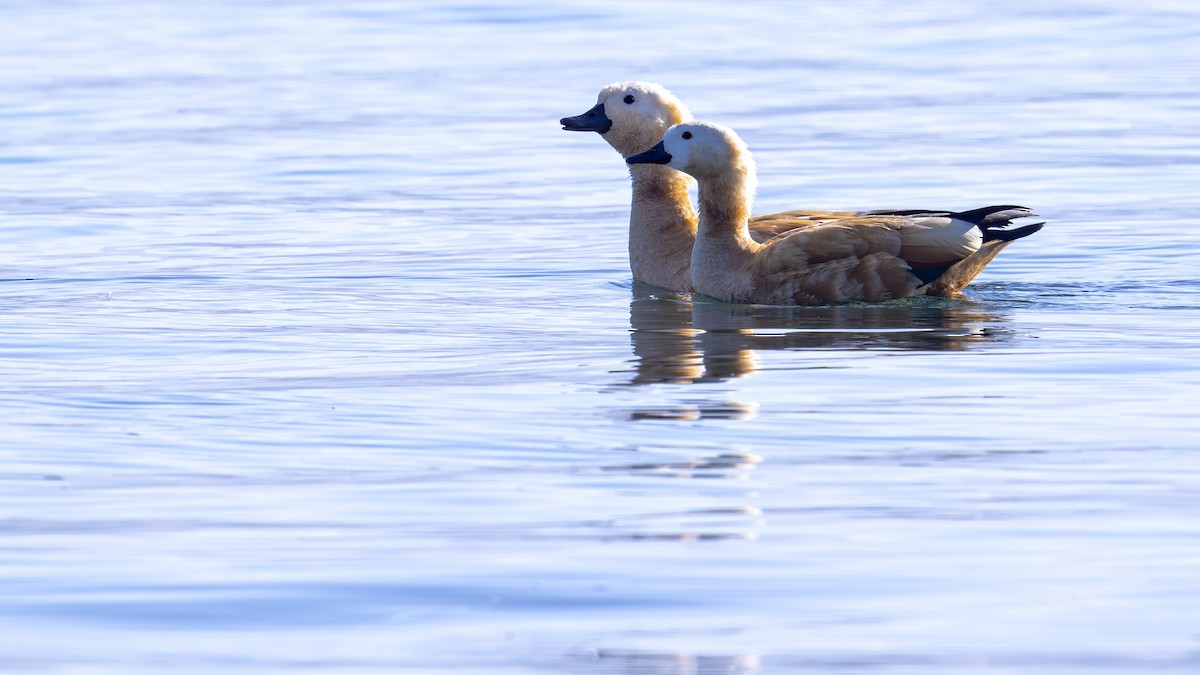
[624,284,1016,387]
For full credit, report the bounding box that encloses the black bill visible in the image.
[560,103,612,133]
[625,140,671,165]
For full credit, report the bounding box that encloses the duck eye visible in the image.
[682,131,693,140]
[623,95,635,104]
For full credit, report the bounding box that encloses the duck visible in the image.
[562,81,1040,297]
[561,81,857,292]
[626,121,1043,305]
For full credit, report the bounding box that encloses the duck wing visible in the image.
[742,206,1043,300]
[748,219,920,304]
[748,204,1041,245]
[747,208,858,241]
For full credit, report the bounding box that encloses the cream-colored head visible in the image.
[628,121,758,197]
[560,81,693,158]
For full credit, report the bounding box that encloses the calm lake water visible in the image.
[2,1,1199,673]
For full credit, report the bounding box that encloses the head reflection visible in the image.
[625,285,1013,386]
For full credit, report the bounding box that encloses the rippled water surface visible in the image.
[3,1,1200,673]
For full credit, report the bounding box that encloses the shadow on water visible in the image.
[573,649,761,675]
[622,285,1015,387]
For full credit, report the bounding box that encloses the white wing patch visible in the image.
[896,218,982,265]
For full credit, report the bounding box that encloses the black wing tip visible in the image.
[952,204,1039,224]
[866,205,1041,223]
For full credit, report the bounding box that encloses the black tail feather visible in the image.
[982,221,1045,243]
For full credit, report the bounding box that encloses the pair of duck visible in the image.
[561,81,1043,305]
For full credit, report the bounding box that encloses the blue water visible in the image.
[2,1,1199,673]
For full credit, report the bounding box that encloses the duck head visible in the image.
[627,121,757,191]
[560,81,693,158]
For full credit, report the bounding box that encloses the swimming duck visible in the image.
[562,81,1039,297]
[561,81,857,292]
[627,122,1042,305]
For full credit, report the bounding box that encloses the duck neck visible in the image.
[627,164,697,292]
[690,168,760,296]
[694,169,759,253]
